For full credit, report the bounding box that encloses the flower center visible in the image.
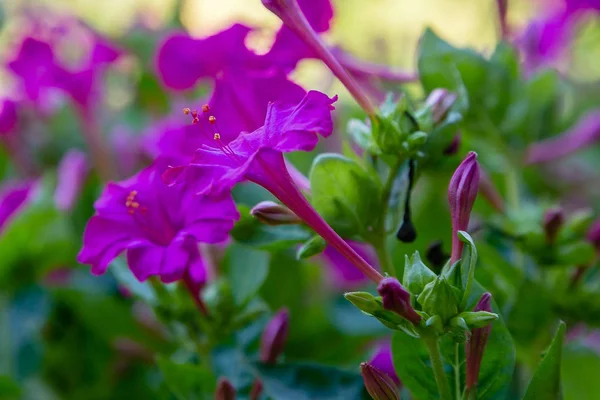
[183,105,240,163]
[125,190,146,215]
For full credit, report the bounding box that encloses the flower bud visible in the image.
[443,134,461,155]
[344,291,381,314]
[260,308,289,364]
[424,89,458,124]
[457,310,498,329]
[54,150,90,212]
[215,377,236,400]
[250,201,301,226]
[465,293,493,393]
[402,252,436,296]
[543,207,564,244]
[377,277,421,324]
[448,152,480,264]
[417,275,460,324]
[0,99,18,135]
[361,362,400,400]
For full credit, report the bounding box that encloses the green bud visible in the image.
[425,315,444,335]
[344,291,381,315]
[457,311,498,329]
[403,251,436,295]
[296,235,327,260]
[417,276,460,323]
[372,115,405,154]
[559,209,595,241]
[556,241,596,266]
[450,316,469,330]
[407,131,428,149]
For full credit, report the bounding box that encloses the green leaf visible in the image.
[391,331,440,400]
[0,375,21,400]
[309,153,382,239]
[562,341,600,400]
[523,321,566,400]
[296,235,327,259]
[226,244,270,306]
[458,231,477,309]
[231,205,311,250]
[252,362,364,400]
[156,356,216,400]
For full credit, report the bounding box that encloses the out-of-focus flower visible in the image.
[163,91,383,284]
[525,110,600,164]
[260,308,290,364]
[156,24,306,142]
[0,100,18,136]
[465,293,493,396]
[543,207,564,244]
[377,277,421,324]
[369,341,400,386]
[54,150,90,211]
[0,180,38,234]
[215,378,236,400]
[360,362,400,400]
[322,242,378,290]
[77,164,239,286]
[587,218,600,251]
[448,152,480,264]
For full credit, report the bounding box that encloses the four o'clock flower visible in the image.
[448,152,480,264]
[465,293,493,398]
[54,150,90,212]
[260,308,290,364]
[377,277,421,324]
[0,100,18,136]
[361,362,400,400]
[77,163,239,298]
[0,180,39,234]
[369,341,400,386]
[163,91,383,284]
[156,24,306,142]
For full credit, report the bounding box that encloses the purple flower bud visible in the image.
[215,377,236,400]
[543,207,564,244]
[361,362,400,400]
[465,293,493,393]
[425,89,458,124]
[54,150,90,211]
[448,152,480,264]
[250,201,302,226]
[587,218,600,251]
[443,134,461,155]
[369,341,400,385]
[377,277,421,324]
[0,100,18,135]
[260,309,289,364]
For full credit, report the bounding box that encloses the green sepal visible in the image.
[403,251,437,296]
[296,235,327,260]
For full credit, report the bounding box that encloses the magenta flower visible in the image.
[0,100,18,135]
[377,277,422,324]
[156,24,306,142]
[360,362,400,400]
[260,308,290,364]
[77,164,239,286]
[164,91,383,284]
[0,180,38,233]
[525,110,600,164]
[54,150,90,212]
[448,152,480,264]
[465,293,493,396]
[369,341,400,386]
[322,242,378,290]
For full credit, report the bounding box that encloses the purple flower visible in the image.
[525,110,600,164]
[163,91,383,284]
[360,362,400,400]
[322,242,378,290]
[448,152,480,264]
[369,341,400,386]
[377,277,421,324]
[215,378,236,400]
[0,100,18,135]
[54,150,90,211]
[465,293,493,395]
[0,180,38,233]
[77,164,239,285]
[260,308,290,364]
[156,24,306,142]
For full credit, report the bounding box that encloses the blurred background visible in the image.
[0,0,599,399]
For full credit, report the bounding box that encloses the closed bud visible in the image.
[543,207,564,244]
[424,89,458,124]
[407,131,428,149]
[296,235,327,259]
[417,276,460,323]
[215,378,236,400]
[458,311,498,329]
[344,291,380,315]
[377,277,421,325]
[443,134,461,155]
[466,293,493,393]
[403,252,436,296]
[260,309,289,364]
[251,201,301,226]
[361,362,400,400]
[448,152,480,264]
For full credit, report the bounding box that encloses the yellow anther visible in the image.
[209,116,216,124]
[183,108,190,115]
[202,104,210,113]
[214,133,221,140]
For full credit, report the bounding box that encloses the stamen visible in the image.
[202,104,210,113]
[214,133,221,140]
[125,190,144,215]
[209,115,216,124]
[183,108,190,115]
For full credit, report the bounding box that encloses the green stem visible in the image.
[455,343,461,400]
[424,335,453,400]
